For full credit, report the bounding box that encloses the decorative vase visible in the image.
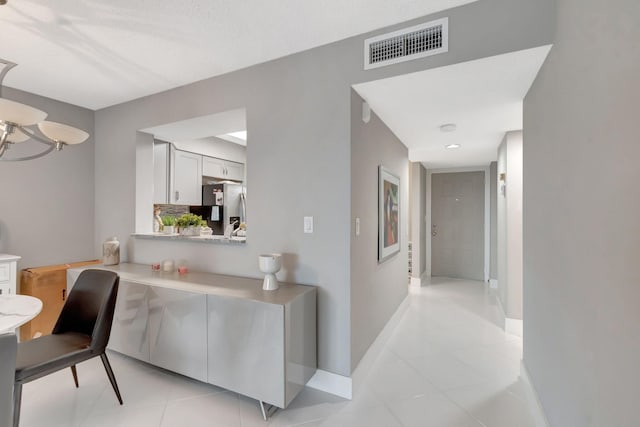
[103,237,120,266]
[258,254,282,291]
[163,225,175,235]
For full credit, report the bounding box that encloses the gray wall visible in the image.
[523,0,640,425]
[350,91,408,370]
[93,0,555,377]
[497,132,523,319]
[410,162,427,280]
[489,161,497,279]
[0,87,95,273]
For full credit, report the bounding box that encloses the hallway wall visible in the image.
[523,0,640,425]
[351,90,409,370]
[497,131,523,320]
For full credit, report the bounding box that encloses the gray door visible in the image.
[431,171,484,280]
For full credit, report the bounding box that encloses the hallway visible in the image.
[20,278,534,427]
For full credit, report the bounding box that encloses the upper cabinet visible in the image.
[170,146,202,205]
[153,143,170,204]
[203,156,244,181]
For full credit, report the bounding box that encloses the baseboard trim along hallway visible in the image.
[521,361,551,427]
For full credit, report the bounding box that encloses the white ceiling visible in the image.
[142,108,246,143]
[0,0,478,110]
[353,46,551,168]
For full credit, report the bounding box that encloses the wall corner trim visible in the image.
[520,361,551,427]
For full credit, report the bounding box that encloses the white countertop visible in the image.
[68,263,314,306]
[0,295,42,332]
[0,254,21,262]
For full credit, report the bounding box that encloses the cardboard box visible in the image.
[19,260,101,341]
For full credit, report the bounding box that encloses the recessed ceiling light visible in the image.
[446,144,461,149]
[439,123,457,133]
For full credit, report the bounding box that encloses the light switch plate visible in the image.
[304,216,313,233]
[355,217,360,236]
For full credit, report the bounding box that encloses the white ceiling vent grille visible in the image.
[364,18,448,70]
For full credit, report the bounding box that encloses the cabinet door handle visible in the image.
[62,288,66,301]
[175,191,180,201]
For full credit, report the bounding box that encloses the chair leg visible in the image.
[13,383,22,427]
[70,365,79,388]
[100,353,123,405]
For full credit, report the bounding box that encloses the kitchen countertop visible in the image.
[132,233,246,244]
[68,263,313,306]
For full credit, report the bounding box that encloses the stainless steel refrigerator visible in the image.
[198,183,244,235]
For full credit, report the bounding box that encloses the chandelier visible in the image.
[0,58,89,161]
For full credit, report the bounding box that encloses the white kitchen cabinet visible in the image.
[153,142,169,204]
[0,254,20,296]
[203,156,244,182]
[148,286,208,382]
[224,160,244,181]
[170,147,202,205]
[202,156,225,178]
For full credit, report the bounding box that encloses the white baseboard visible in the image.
[410,272,428,288]
[489,279,498,289]
[307,295,410,400]
[351,295,410,393]
[520,361,550,427]
[505,317,523,337]
[306,369,352,399]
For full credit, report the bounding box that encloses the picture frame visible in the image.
[378,165,400,262]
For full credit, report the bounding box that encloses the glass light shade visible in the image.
[0,98,47,126]
[38,121,89,145]
[6,127,30,143]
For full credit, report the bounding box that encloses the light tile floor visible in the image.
[20,277,535,427]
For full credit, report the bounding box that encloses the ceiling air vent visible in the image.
[364,17,448,70]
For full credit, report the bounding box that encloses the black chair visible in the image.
[13,269,122,427]
[1,333,17,427]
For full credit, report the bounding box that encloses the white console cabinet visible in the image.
[0,254,20,296]
[67,263,316,412]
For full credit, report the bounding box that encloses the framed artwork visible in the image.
[378,165,400,262]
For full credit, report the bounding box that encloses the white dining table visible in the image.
[0,295,43,333]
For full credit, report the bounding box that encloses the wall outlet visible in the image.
[304,216,313,233]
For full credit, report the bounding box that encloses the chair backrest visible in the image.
[52,269,119,352]
[0,333,17,427]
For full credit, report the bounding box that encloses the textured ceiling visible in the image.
[0,0,477,110]
[353,46,551,168]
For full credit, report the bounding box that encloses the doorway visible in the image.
[431,171,485,280]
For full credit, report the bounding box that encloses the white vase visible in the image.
[103,237,120,265]
[163,225,175,234]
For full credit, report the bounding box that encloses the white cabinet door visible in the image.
[153,143,169,204]
[202,156,225,178]
[171,148,202,205]
[203,156,244,182]
[224,161,244,182]
[148,286,208,382]
[207,294,285,407]
[108,281,150,362]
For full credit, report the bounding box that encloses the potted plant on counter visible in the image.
[161,216,176,234]
[177,213,204,236]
